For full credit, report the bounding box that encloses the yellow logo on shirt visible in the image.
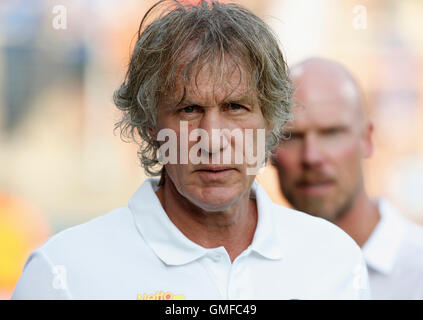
[137,291,185,300]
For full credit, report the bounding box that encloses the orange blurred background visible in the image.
[1,0,423,299]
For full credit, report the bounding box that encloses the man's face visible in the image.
[273,83,369,221]
[154,57,269,212]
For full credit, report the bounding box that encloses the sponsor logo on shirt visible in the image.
[137,291,185,300]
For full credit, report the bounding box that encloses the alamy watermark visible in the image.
[352,5,367,30]
[52,5,67,30]
[52,264,68,290]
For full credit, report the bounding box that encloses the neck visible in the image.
[155,179,258,262]
[334,189,380,248]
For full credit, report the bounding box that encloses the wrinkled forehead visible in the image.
[161,48,258,106]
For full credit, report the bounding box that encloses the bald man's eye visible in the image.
[321,127,346,136]
[280,132,303,145]
[288,132,303,140]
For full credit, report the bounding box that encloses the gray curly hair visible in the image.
[113,0,293,177]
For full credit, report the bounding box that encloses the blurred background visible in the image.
[1,0,422,299]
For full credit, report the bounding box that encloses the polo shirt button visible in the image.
[212,253,222,262]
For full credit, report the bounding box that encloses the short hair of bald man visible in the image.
[272,57,423,299]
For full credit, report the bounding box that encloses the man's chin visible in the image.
[185,190,242,213]
[295,200,339,221]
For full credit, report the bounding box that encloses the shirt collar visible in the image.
[248,181,284,260]
[362,199,406,275]
[128,178,284,266]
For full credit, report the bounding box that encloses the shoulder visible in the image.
[254,183,361,257]
[253,181,362,261]
[398,219,423,268]
[388,216,423,297]
[272,203,357,244]
[37,206,135,260]
[272,203,363,261]
[269,203,369,298]
[380,200,423,269]
[403,219,423,247]
[12,207,137,299]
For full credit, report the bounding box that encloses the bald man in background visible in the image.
[272,57,423,299]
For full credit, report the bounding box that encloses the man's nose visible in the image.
[302,134,324,168]
[198,110,230,154]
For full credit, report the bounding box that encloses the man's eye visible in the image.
[230,103,243,110]
[322,128,343,135]
[288,133,302,140]
[181,106,196,113]
[224,103,245,112]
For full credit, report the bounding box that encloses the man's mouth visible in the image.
[195,166,236,180]
[196,165,235,171]
[296,180,335,196]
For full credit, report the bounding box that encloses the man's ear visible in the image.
[362,121,374,159]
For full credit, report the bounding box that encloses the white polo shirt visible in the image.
[363,199,423,299]
[12,178,369,299]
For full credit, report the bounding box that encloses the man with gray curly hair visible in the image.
[13,0,369,300]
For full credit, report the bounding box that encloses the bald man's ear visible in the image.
[269,147,277,166]
[362,121,374,159]
[148,126,157,140]
[266,121,275,137]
